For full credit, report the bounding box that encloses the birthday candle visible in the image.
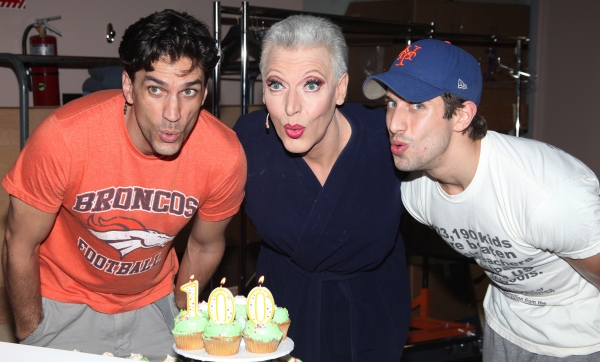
[208,277,235,323]
[246,276,275,324]
[180,275,199,318]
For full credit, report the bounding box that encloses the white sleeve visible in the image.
[401,171,432,227]
[527,175,600,259]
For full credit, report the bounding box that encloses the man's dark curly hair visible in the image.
[119,9,219,82]
[442,93,487,141]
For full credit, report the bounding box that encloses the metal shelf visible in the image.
[0,53,121,149]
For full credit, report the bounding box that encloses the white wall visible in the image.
[533,0,600,176]
[0,0,302,108]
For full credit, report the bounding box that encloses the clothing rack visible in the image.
[212,1,434,120]
[414,33,530,137]
[212,2,530,122]
[0,54,122,149]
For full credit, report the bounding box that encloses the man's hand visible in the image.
[565,253,600,291]
[174,215,233,310]
[2,196,56,340]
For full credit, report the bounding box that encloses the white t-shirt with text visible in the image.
[401,131,600,357]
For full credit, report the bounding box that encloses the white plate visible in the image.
[174,338,294,361]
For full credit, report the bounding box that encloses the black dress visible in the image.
[233,104,411,362]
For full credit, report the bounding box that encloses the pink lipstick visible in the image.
[284,124,305,139]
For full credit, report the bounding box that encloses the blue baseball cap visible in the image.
[362,39,482,105]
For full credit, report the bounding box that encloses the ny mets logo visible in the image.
[396,45,422,66]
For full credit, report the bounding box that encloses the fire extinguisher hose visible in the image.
[21,23,36,55]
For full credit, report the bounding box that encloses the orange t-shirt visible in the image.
[2,90,246,314]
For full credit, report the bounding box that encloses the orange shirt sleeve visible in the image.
[197,139,247,222]
[3,114,70,213]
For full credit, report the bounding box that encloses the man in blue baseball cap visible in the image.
[363,38,600,361]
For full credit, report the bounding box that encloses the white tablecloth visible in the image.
[0,342,120,361]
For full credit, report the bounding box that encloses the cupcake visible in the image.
[198,301,209,317]
[202,319,243,356]
[242,320,283,353]
[234,295,248,320]
[160,355,182,362]
[273,356,303,362]
[273,307,291,340]
[172,310,209,350]
[125,353,150,361]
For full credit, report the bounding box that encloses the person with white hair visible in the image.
[233,15,411,362]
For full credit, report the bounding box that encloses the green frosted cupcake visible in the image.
[202,319,243,356]
[125,353,150,361]
[172,310,209,350]
[242,320,283,353]
[234,295,248,320]
[198,301,209,316]
[273,307,291,340]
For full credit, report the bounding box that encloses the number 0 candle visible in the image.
[180,275,199,318]
[208,277,235,323]
[246,276,275,324]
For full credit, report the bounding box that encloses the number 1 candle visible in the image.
[180,275,199,318]
[208,277,235,323]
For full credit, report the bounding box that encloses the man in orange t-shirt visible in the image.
[2,9,246,359]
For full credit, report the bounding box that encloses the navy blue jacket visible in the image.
[233,104,411,361]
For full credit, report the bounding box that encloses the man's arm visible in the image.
[564,253,600,291]
[2,196,57,340]
[174,215,233,309]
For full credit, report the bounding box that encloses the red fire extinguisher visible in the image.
[23,16,62,106]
